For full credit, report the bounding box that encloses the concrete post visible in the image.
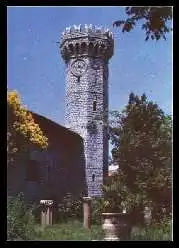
[83,197,92,229]
[40,200,53,226]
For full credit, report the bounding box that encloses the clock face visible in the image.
[71,59,87,77]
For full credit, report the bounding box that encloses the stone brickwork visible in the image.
[60,24,114,196]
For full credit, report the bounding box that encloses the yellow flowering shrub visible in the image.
[7,90,48,166]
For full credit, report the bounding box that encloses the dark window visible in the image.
[69,44,73,53]
[26,160,39,182]
[89,43,94,53]
[94,46,98,55]
[93,101,97,111]
[77,76,80,83]
[81,42,87,52]
[75,43,79,53]
[92,174,95,182]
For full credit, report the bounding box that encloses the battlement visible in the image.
[61,24,113,41]
[60,24,114,61]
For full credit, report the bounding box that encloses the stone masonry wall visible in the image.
[60,25,114,197]
[65,57,108,196]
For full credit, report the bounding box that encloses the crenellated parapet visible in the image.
[60,24,114,62]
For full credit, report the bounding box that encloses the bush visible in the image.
[91,198,105,225]
[7,193,36,240]
[131,218,172,241]
[57,193,83,222]
[56,194,107,225]
[57,194,108,225]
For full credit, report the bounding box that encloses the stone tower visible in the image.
[60,24,114,197]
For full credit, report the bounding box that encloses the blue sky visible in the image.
[7,6,172,128]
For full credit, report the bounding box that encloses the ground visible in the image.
[34,221,104,241]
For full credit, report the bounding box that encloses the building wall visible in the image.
[7,115,87,204]
[7,155,27,198]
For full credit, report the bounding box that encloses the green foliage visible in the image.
[91,198,106,224]
[131,219,172,240]
[7,193,36,240]
[113,7,172,41]
[109,92,172,223]
[7,90,48,168]
[101,173,134,213]
[35,221,104,241]
[57,193,83,222]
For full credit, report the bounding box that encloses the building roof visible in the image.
[30,111,83,151]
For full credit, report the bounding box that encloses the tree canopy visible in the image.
[113,7,172,41]
[108,93,172,222]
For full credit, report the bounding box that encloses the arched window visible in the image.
[92,174,95,182]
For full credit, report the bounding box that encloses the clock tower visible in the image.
[60,24,114,197]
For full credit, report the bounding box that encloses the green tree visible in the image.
[7,193,36,240]
[113,7,172,41]
[109,93,172,223]
[7,90,48,168]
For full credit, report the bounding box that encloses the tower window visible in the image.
[77,76,80,83]
[92,174,95,182]
[93,101,97,111]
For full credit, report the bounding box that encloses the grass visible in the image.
[131,222,172,241]
[33,220,172,241]
[34,220,104,241]
[7,194,172,241]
